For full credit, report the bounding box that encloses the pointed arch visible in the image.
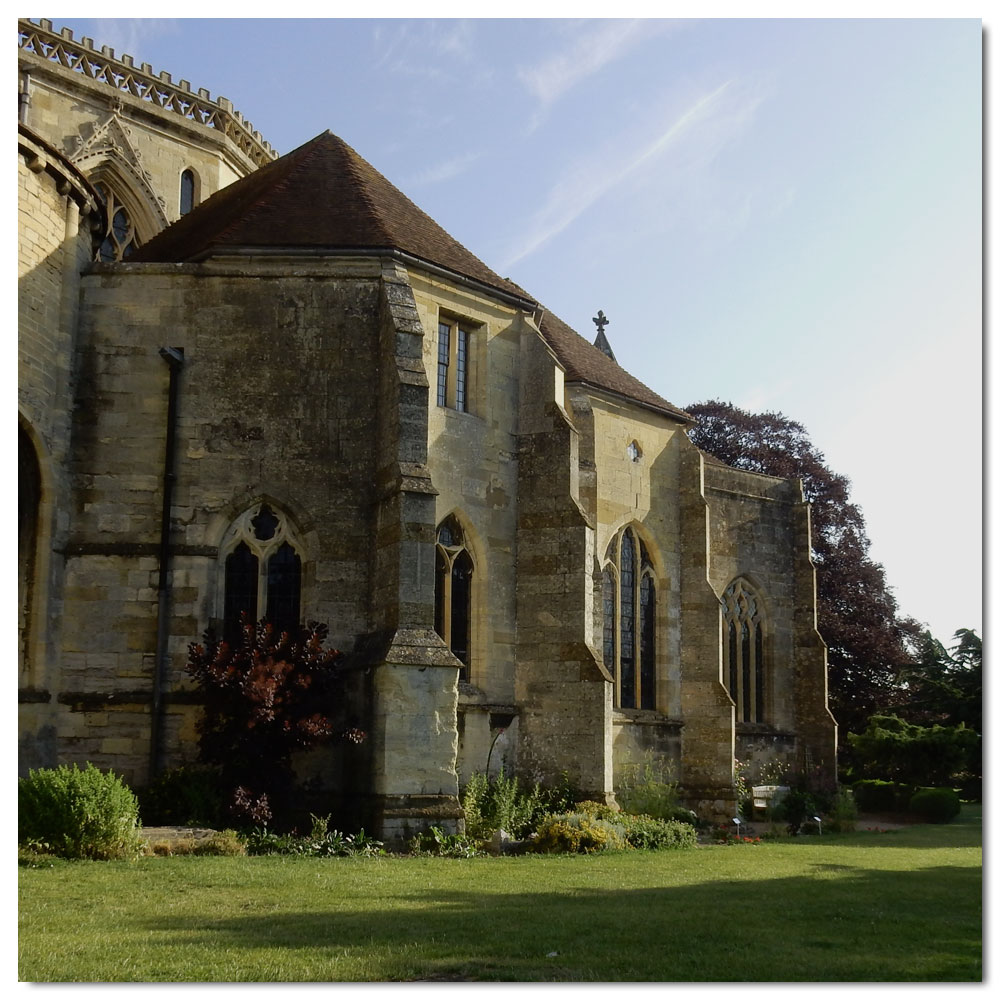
[434,509,481,682]
[602,521,659,710]
[721,577,768,723]
[217,501,306,643]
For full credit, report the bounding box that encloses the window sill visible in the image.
[612,709,683,729]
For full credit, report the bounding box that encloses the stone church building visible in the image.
[18,19,836,841]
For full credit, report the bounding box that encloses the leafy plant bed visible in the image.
[19,806,981,982]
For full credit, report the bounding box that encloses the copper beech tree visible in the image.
[685,400,921,740]
[186,617,364,826]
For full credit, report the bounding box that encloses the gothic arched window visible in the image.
[219,503,302,644]
[722,578,766,723]
[180,169,197,215]
[603,526,656,710]
[434,516,473,681]
[94,182,138,261]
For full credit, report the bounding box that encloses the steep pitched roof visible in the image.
[133,129,689,422]
[132,130,532,302]
[538,310,692,423]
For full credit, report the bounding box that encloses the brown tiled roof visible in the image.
[538,310,692,423]
[132,131,533,302]
[134,129,689,422]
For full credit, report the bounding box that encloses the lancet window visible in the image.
[180,169,197,215]
[603,526,656,710]
[220,503,302,644]
[721,578,766,723]
[434,516,473,681]
[95,182,138,261]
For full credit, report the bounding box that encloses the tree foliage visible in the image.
[847,714,979,787]
[898,629,981,733]
[685,400,921,736]
[186,617,363,826]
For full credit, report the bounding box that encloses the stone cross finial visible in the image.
[592,310,617,363]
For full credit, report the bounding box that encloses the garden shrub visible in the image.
[852,779,918,813]
[772,787,818,835]
[824,787,858,832]
[409,826,479,857]
[533,812,628,853]
[241,822,383,857]
[618,814,697,850]
[461,769,573,841]
[186,617,364,827]
[19,763,144,860]
[848,714,979,786]
[909,787,961,824]
[138,764,224,827]
[615,751,680,820]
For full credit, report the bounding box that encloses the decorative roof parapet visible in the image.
[18,18,277,167]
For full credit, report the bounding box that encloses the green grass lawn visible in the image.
[19,805,981,982]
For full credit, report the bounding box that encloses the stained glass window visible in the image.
[721,579,766,723]
[220,505,303,643]
[603,526,657,710]
[434,516,474,681]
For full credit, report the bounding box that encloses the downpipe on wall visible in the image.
[149,346,184,781]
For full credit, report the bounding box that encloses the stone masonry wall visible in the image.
[411,272,525,785]
[57,257,386,787]
[514,327,612,799]
[18,131,100,771]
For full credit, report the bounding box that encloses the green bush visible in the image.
[773,787,818,835]
[19,763,144,860]
[848,714,979,786]
[615,752,680,820]
[533,812,628,854]
[409,826,479,857]
[852,779,919,813]
[461,770,573,841]
[138,765,223,827]
[824,787,858,833]
[909,788,961,824]
[618,814,697,850]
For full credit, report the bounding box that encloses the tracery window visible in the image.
[434,515,473,681]
[721,578,766,723]
[220,503,302,644]
[603,526,656,710]
[94,182,138,261]
[179,169,197,215]
[437,318,471,412]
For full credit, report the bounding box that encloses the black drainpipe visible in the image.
[149,346,184,781]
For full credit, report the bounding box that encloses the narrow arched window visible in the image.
[94,183,138,261]
[603,526,657,709]
[721,579,766,723]
[434,515,474,681]
[219,503,303,644]
[180,169,196,215]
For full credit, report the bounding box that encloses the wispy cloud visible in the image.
[372,20,482,82]
[517,20,647,106]
[87,19,178,65]
[406,150,483,187]
[502,81,742,270]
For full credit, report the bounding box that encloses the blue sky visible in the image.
[50,16,982,643]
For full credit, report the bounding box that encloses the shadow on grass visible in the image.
[141,862,981,982]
